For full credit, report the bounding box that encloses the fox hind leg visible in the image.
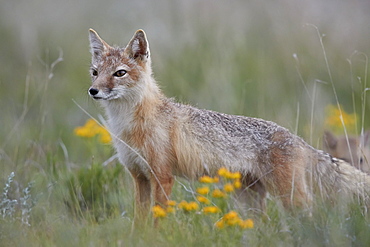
[265,149,311,209]
[237,175,267,212]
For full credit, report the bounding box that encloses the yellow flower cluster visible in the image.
[223,183,235,192]
[196,196,211,204]
[195,168,243,205]
[325,104,357,134]
[152,205,167,218]
[152,201,178,218]
[217,168,241,179]
[215,211,254,230]
[189,169,242,204]
[74,119,112,144]
[166,200,177,207]
[197,168,242,198]
[199,175,219,183]
[152,200,199,218]
[203,206,221,214]
[178,201,199,211]
[212,189,226,198]
[196,186,210,195]
[151,168,254,230]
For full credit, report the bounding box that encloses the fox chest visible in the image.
[105,112,151,176]
[113,137,151,177]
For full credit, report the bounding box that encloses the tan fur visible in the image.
[324,130,370,173]
[87,29,370,225]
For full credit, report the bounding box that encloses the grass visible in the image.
[1,168,369,246]
[1,1,370,246]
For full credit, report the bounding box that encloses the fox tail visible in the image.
[313,152,370,205]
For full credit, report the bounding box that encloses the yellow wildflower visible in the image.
[212,176,220,183]
[203,206,221,214]
[324,104,357,134]
[152,205,166,218]
[226,217,241,226]
[215,219,225,229]
[197,196,211,204]
[83,119,101,136]
[166,200,177,206]
[229,172,241,180]
[215,210,253,230]
[199,175,214,183]
[166,206,176,213]
[99,131,112,143]
[74,118,112,144]
[178,200,188,209]
[74,127,89,137]
[217,167,229,177]
[223,211,243,226]
[196,186,210,195]
[212,189,226,198]
[239,219,254,229]
[224,211,238,220]
[223,183,235,193]
[217,168,241,180]
[178,201,199,211]
[186,201,199,211]
[233,179,242,189]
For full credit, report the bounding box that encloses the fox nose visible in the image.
[89,87,99,96]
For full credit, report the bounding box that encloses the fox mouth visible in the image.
[89,92,105,100]
[91,96,103,100]
[88,89,120,101]
[90,94,114,100]
[88,87,111,100]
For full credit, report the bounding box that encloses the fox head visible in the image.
[88,29,152,101]
[323,130,370,173]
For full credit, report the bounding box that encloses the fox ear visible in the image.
[125,29,149,61]
[89,29,109,59]
[323,130,337,150]
[362,130,370,147]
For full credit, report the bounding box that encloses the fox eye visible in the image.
[91,69,98,76]
[113,70,127,77]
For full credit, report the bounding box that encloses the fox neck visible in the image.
[102,74,163,140]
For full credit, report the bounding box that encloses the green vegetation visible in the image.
[1,0,370,246]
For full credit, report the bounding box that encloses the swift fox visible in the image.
[323,130,370,173]
[87,29,370,221]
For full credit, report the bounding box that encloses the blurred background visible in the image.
[2,0,370,181]
[1,0,370,241]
